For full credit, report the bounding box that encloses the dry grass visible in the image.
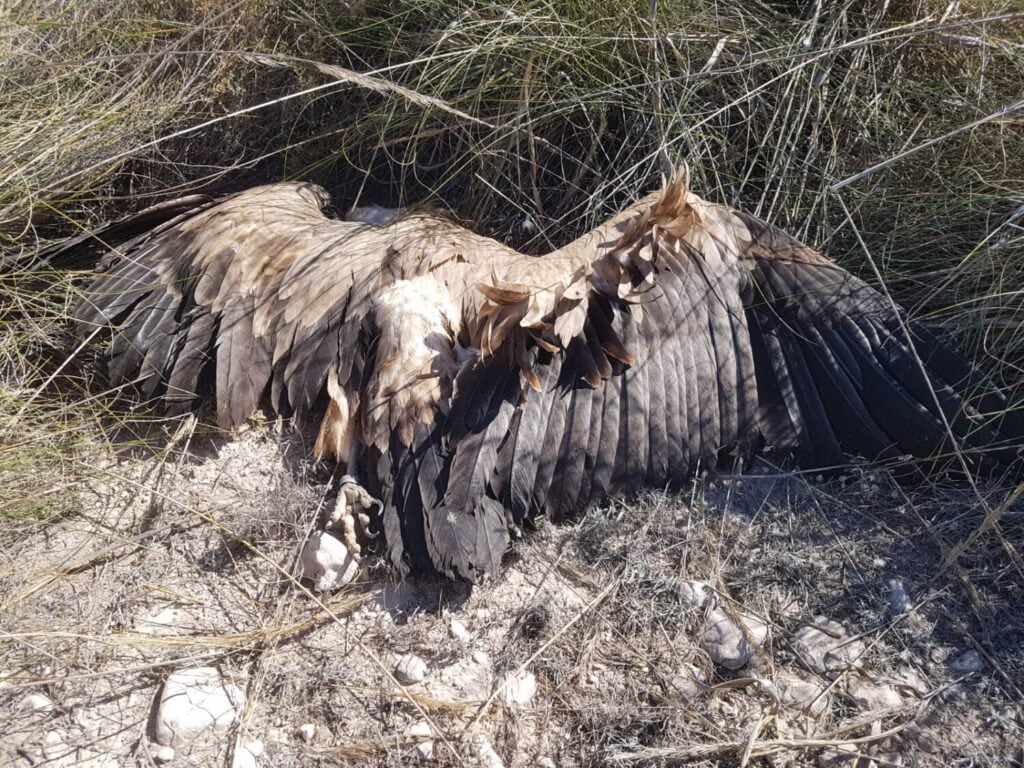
[0,423,1022,765]
[1,0,1023,765]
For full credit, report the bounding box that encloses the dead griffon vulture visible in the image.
[54,167,1023,581]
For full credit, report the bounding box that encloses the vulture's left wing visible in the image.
[61,183,493,438]
[66,183,386,429]
[386,174,1023,581]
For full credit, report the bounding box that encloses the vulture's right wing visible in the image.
[399,185,1024,580]
[736,212,1024,475]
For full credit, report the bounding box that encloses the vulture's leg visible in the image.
[326,444,381,558]
[314,373,382,557]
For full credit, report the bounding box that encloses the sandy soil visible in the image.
[1,423,1022,767]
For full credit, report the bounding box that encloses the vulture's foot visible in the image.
[326,475,381,559]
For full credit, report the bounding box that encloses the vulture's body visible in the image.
[57,171,1023,581]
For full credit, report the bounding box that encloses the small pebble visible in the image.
[154,746,175,763]
[888,579,910,614]
[449,619,471,642]
[414,741,434,760]
[670,663,708,700]
[501,669,537,706]
[845,674,903,711]
[680,580,711,609]
[777,672,830,718]
[42,731,65,751]
[472,650,491,667]
[395,654,428,684]
[699,606,767,670]
[472,735,505,768]
[405,720,432,738]
[792,618,865,676]
[155,667,245,749]
[232,741,260,768]
[299,532,359,592]
[26,693,53,713]
[948,649,984,675]
[298,723,315,742]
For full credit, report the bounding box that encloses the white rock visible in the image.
[300,531,359,592]
[245,740,264,757]
[415,741,434,760]
[406,720,432,738]
[232,740,261,768]
[887,579,911,614]
[136,606,188,636]
[875,753,904,767]
[680,580,712,609]
[26,692,53,713]
[395,654,428,684]
[501,669,537,706]
[792,618,865,675]
[777,672,830,718]
[42,731,69,761]
[669,663,708,699]
[298,723,315,742]
[743,612,769,645]
[887,667,929,696]
[449,619,471,642]
[699,606,767,670]
[537,758,556,768]
[948,649,984,674]
[154,667,245,748]
[845,674,903,712]
[424,656,491,704]
[472,735,505,768]
[154,745,176,763]
[472,650,491,667]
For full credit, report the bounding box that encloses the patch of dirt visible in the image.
[1,423,1022,766]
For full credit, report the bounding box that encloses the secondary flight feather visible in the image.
[55,167,1024,581]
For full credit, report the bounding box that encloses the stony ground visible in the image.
[1,423,1022,767]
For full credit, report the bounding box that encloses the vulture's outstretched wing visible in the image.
[67,183,378,427]
[376,177,1024,580]
[59,173,1024,582]
[738,214,1024,475]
